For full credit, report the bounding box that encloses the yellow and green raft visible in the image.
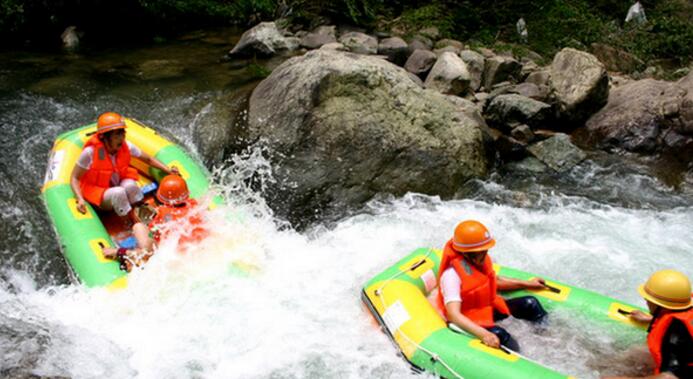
[362,248,647,379]
[41,118,215,289]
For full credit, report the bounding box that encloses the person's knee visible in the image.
[508,296,547,322]
[109,187,131,216]
[122,180,143,203]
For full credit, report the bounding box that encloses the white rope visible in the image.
[373,248,466,379]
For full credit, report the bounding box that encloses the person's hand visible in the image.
[76,198,87,214]
[103,247,118,259]
[526,277,547,290]
[629,309,653,323]
[169,166,179,175]
[480,330,500,349]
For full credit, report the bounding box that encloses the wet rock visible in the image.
[424,52,471,96]
[483,56,522,91]
[590,43,644,74]
[228,22,292,57]
[527,133,586,172]
[550,48,609,124]
[508,156,548,173]
[338,32,378,55]
[484,94,552,131]
[378,37,408,65]
[460,50,485,92]
[247,49,492,225]
[404,49,437,77]
[495,134,528,161]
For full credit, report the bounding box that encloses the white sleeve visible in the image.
[76,146,93,169]
[441,267,462,305]
[126,141,142,158]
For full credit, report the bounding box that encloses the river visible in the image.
[1,28,691,379]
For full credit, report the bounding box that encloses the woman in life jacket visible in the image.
[603,270,692,379]
[103,175,208,271]
[437,220,548,351]
[70,112,178,225]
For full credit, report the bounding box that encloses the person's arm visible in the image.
[70,165,88,214]
[138,151,178,175]
[446,301,501,348]
[497,276,546,291]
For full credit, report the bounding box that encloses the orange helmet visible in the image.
[157,175,189,206]
[95,112,127,134]
[452,220,495,253]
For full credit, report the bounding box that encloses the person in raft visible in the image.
[70,112,178,224]
[603,270,692,379]
[437,220,548,351]
[103,175,208,271]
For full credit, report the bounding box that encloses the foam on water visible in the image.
[2,152,691,379]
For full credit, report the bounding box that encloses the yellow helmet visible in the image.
[637,269,692,310]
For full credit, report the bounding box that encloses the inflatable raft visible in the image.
[361,248,647,379]
[42,118,214,289]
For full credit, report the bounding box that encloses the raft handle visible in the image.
[409,259,426,271]
[544,284,561,294]
[617,308,632,316]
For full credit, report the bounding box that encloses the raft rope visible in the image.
[373,248,466,379]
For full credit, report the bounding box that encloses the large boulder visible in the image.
[424,52,471,96]
[228,22,292,57]
[404,49,437,77]
[550,48,609,124]
[484,94,552,131]
[583,72,693,162]
[247,49,493,224]
[590,43,644,74]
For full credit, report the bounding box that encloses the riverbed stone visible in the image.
[338,32,377,55]
[484,94,552,130]
[300,32,336,49]
[550,48,609,124]
[378,37,408,65]
[483,56,522,91]
[247,49,492,225]
[527,133,586,172]
[590,43,644,74]
[424,52,471,95]
[228,22,291,57]
[404,49,437,77]
[459,50,485,92]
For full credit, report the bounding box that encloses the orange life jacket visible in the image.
[149,199,208,246]
[646,305,693,374]
[437,240,510,327]
[79,136,138,205]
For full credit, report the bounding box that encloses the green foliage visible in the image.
[246,62,272,79]
[0,0,24,34]
[394,3,453,37]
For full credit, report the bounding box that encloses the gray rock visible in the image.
[511,124,535,143]
[550,48,609,124]
[424,52,471,95]
[509,156,548,173]
[339,32,378,55]
[527,133,586,172]
[483,56,522,91]
[314,25,337,38]
[511,82,550,102]
[434,46,461,56]
[525,69,551,86]
[300,33,336,49]
[229,22,291,57]
[407,36,433,55]
[484,94,552,130]
[247,49,492,224]
[460,50,485,92]
[419,27,440,40]
[435,39,465,51]
[378,37,409,65]
[590,43,644,73]
[477,47,496,58]
[404,49,437,76]
[320,42,347,51]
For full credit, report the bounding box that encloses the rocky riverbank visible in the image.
[194,21,691,226]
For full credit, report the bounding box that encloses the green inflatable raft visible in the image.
[362,247,648,379]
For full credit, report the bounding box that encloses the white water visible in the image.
[1,152,692,379]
